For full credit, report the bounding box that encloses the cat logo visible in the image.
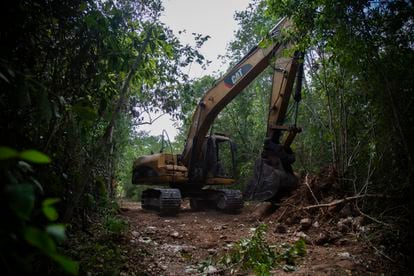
[224,64,253,88]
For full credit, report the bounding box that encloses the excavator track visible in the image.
[141,188,181,215]
[188,189,244,213]
[214,189,244,213]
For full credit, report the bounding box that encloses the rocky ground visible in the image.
[67,168,408,275]
[119,199,397,275]
[113,168,411,275]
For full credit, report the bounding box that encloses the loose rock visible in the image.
[337,252,351,259]
[207,265,218,274]
[170,231,180,238]
[208,248,217,254]
[295,231,311,243]
[300,218,312,230]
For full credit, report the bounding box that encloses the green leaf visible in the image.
[164,44,174,58]
[42,198,60,221]
[46,224,66,242]
[258,37,272,49]
[50,254,79,275]
[24,227,78,275]
[72,105,97,121]
[293,239,306,257]
[0,146,18,160]
[84,14,97,29]
[23,226,56,254]
[20,150,51,164]
[43,198,61,206]
[6,183,35,220]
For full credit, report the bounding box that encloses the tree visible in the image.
[0,0,208,273]
[263,0,414,261]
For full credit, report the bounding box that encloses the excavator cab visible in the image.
[201,134,236,183]
[186,133,236,186]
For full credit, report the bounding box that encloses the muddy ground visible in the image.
[119,199,398,275]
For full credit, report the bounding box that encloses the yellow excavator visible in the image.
[132,17,304,214]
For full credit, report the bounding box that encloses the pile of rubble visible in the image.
[257,167,373,246]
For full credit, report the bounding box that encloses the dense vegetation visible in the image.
[0,0,412,274]
[175,0,414,268]
[0,0,206,273]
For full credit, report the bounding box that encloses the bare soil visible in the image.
[119,199,396,275]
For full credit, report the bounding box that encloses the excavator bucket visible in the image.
[243,158,298,202]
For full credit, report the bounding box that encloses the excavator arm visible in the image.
[179,15,307,201]
[243,49,305,202]
[182,17,295,167]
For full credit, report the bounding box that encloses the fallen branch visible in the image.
[302,194,386,210]
[276,207,288,221]
[303,173,325,215]
[355,203,390,227]
[366,239,396,263]
[304,173,320,205]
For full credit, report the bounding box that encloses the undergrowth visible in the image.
[104,215,129,236]
[199,224,306,275]
[64,205,130,275]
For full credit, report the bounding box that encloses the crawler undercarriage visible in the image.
[141,188,244,215]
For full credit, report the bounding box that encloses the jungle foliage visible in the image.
[1,0,413,274]
[179,0,413,193]
[0,0,206,273]
[176,0,413,263]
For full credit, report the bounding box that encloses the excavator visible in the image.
[132,17,304,215]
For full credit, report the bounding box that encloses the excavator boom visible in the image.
[181,18,293,168]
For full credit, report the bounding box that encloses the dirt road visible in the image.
[120,200,391,275]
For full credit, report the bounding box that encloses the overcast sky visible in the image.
[139,0,251,139]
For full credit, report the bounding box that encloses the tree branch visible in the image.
[302,194,387,210]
